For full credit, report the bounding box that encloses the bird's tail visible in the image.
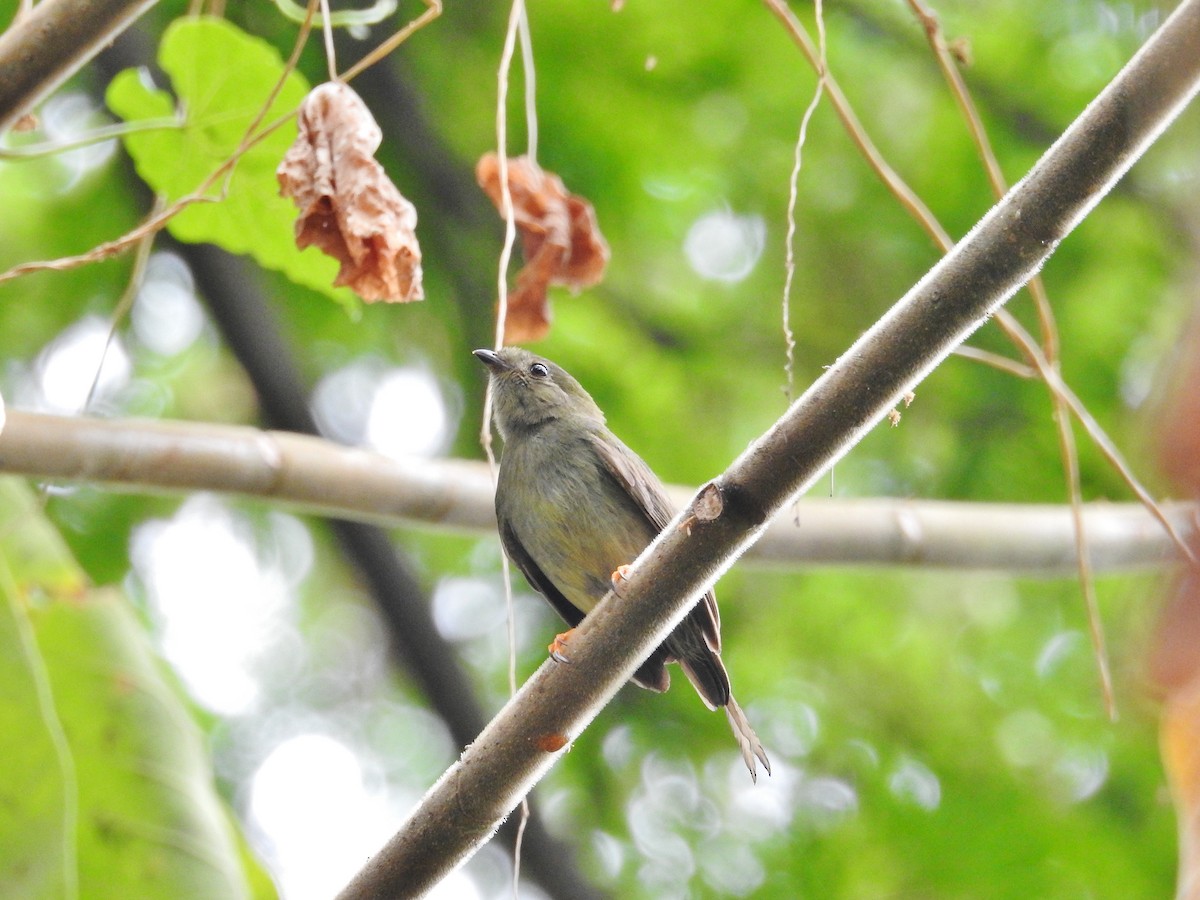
[678,652,730,710]
[679,654,771,782]
[725,694,771,782]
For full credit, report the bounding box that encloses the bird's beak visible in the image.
[473,348,508,372]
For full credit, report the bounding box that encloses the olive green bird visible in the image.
[475,347,770,781]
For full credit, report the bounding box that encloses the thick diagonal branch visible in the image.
[0,0,159,133]
[335,3,1200,896]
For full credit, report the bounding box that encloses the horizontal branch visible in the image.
[0,410,1191,575]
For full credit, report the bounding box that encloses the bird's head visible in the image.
[474,347,604,439]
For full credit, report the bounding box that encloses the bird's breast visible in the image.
[499,429,656,613]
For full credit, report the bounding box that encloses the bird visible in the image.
[475,346,770,780]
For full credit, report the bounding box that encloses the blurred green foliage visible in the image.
[0,0,1197,896]
[0,481,275,899]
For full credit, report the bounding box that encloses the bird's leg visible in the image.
[551,565,633,663]
[549,629,575,663]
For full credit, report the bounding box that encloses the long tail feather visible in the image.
[678,654,729,711]
[725,695,771,782]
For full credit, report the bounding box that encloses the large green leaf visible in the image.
[0,480,275,899]
[0,504,78,898]
[106,17,355,307]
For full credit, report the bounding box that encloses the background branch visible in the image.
[0,408,1192,575]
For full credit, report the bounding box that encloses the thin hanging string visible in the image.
[518,3,537,162]
[780,0,827,502]
[479,2,536,895]
[319,0,337,81]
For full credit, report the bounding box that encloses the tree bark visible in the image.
[0,0,159,133]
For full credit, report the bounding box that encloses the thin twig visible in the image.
[1052,396,1115,716]
[780,0,825,404]
[766,0,1193,570]
[82,195,161,414]
[763,0,953,250]
[904,0,1114,714]
[905,0,1061,361]
[337,0,442,84]
[994,312,1197,565]
[952,344,1036,378]
[0,116,184,159]
[0,0,320,287]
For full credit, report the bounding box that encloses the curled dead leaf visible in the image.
[476,153,609,343]
[277,81,423,303]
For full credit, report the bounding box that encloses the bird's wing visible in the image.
[588,430,722,654]
[588,431,674,531]
[501,511,672,692]
[499,519,585,629]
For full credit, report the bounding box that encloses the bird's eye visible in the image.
[530,362,549,378]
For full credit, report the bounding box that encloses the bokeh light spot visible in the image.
[250,734,405,900]
[683,210,765,283]
[35,315,131,413]
[888,756,942,810]
[130,496,302,715]
[132,253,207,356]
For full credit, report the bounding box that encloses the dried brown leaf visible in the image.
[278,82,423,303]
[475,153,609,343]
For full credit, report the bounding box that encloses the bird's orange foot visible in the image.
[549,629,575,664]
[611,564,632,584]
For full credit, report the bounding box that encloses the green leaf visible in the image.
[0,526,77,898]
[0,481,276,899]
[105,17,356,308]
